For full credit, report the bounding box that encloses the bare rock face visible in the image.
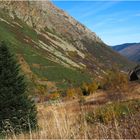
[0,0,133,76]
[0,1,102,44]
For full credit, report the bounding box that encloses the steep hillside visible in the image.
[113,43,140,63]
[0,1,134,93]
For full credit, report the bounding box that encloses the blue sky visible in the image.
[52,1,140,45]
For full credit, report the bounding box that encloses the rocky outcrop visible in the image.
[0,1,102,44]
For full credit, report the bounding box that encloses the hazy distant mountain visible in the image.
[0,1,133,92]
[113,43,140,63]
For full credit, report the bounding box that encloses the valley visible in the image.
[0,1,139,139]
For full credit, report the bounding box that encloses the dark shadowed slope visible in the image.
[113,43,140,63]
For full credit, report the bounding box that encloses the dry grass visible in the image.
[3,83,140,139]
[4,98,140,139]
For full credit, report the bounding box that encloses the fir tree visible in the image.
[0,42,37,135]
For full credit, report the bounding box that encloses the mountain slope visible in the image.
[0,1,134,92]
[113,43,140,63]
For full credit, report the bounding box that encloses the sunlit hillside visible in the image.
[0,1,140,139]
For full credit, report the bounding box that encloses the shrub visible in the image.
[86,99,140,124]
[36,85,48,102]
[81,82,90,96]
[48,92,60,100]
[100,66,128,91]
[66,88,76,99]
[0,42,37,135]
[81,81,99,96]
[88,81,99,93]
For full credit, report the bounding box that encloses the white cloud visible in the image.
[79,1,120,18]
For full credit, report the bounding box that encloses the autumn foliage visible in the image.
[100,67,128,92]
[81,81,99,96]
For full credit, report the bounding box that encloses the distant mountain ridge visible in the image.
[113,43,140,63]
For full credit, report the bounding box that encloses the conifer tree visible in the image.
[0,42,37,135]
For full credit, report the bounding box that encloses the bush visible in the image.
[86,99,140,124]
[88,81,99,93]
[36,85,48,102]
[66,88,76,99]
[100,66,128,91]
[0,42,37,135]
[81,82,90,96]
[81,81,99,96]
[66,87,82,99]
[48,92,60,100]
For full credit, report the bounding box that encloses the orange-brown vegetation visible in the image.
[47,92,60,100]
[3,64,140,139]
[4,80,140,139]
[65,87,82,100]
[34,67,130,103]
[99,67,128,92]
[36,85,48,102]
